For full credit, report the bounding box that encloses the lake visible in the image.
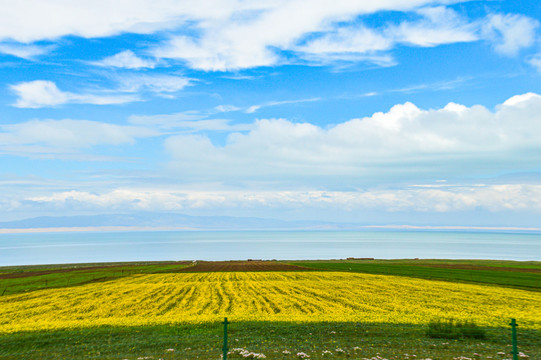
[1,230,540,266]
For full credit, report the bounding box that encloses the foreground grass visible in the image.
[1,322,539,360]
[290,259,541,291]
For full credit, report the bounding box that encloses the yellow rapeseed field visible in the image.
[1,271,539,333]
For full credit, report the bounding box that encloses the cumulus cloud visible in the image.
[10,80,139,108]
[483,14,539,56]
[24,184,541,213]
[92,50,156,69]
[164,93,541,182]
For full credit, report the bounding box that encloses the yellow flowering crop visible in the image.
[1,271,539,333]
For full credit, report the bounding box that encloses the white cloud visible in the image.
[10,76,190,108]
[214,104,241,113]
[294,26,395,65]
[0,43,54,59]
[0,0,243,43]
[245,97,321,114]
[10,80,139,108]
[164,93,541,182]
[389,7,478,47]
[116,74,191,93]
[24,184,541,213]
[1,2,537,70]
[483,14,539,56]
[0,119,157,157]
[297,7,478,64]
[128,111,250,132]
[151,0,448,70]
[92,50,156,69]
[528,53,541,72]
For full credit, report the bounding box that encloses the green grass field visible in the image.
[1,259,540,359]
[289,259,541,291]
[0,261,191,296]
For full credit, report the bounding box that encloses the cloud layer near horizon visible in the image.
[15,184,541,215]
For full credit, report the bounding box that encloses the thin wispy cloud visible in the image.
[245,97,322,114]
[0,118,157,158]
[91,50,156,69]
[0,43,55,60]
[10,80,140,108]
[10,74,192,108]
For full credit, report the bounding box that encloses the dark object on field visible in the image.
[346,257,374,260]
[426,319,486,339]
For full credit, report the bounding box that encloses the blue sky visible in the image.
[1,0,541,227]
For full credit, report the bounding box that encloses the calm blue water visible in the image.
[0,230,540,266]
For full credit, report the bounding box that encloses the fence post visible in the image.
[510,318,518,360]
[222,317,229,360]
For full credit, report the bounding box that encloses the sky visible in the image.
[1,0,541,227]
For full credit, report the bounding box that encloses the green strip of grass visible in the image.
[1,322,538,360]
[289,260,541,291]
[358,259,541,270]
[0,262,191,296]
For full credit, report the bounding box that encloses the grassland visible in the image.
[0,261,191,296]
[1,259,540,359]
[290,259,541,291]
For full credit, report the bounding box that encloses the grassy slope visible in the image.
[289,259,541,291]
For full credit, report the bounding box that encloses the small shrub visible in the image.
[459,321,486,339]
[426,319,486,339]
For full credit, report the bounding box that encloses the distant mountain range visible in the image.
[3,213,538,233]
[0,213,351,230]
